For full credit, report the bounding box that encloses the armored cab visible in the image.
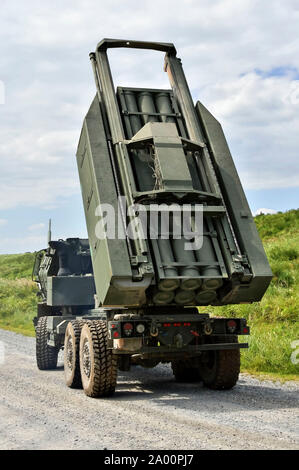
[33,238,95,317]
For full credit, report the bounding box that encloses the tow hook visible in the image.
[204,321,213,335]
[150,321,159,337]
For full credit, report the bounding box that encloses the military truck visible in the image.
[33,39,272,397]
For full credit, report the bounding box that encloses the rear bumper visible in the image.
[113,342,248,358]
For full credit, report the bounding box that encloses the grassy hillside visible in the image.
[0,210,298,379]
[203,209,299,379]
[205,209,299,323]
[0,253,37,336]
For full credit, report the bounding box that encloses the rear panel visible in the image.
[77,96,152,307]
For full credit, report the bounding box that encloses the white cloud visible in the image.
[0,235,46,255]
[253,208,278,216]
[0,219,8,227]
[28,223,46,232]
[0,80,4,105]
[201,72,299,189]
[0,174,79,210]
[0,0,298,215]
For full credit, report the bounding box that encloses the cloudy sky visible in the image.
[0,0,298,253]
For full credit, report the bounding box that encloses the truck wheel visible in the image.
[79,320,118,398]
[199,335,240,390]
[36,316,58,370]
[171,359,201,383]
[64,320,85,388]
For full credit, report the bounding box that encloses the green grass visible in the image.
[254,209,299,240]
[0,210,298,380]
[0,277,37,336]
[0,252,37,335]
[203,232,299,324]
[0,252,36,280]
[240,321,299,379]
[200,209,299,380]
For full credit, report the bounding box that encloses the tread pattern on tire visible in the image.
[36,316,58,370]
[200,335,240,390]
[80,320,118,398]
[64,319,86,389]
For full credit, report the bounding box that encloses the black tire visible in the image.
[171,359,201,383]
[79,320,118,398]
[199,335,240,390]
[36,316,58,370]
[64,319,85,389]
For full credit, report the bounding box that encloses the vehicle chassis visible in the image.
[34,307,249,370]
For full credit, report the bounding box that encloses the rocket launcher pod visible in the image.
[76,38,272,308]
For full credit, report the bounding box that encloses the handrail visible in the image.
[96,38,176,55]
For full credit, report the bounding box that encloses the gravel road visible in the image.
[0,328,298,450]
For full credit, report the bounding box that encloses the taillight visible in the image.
[123,323,134,336]
[227,320,237,333]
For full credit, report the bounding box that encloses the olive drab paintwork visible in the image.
[33,238,95,309]
[75,39,272,309]
[33,40,261,392]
